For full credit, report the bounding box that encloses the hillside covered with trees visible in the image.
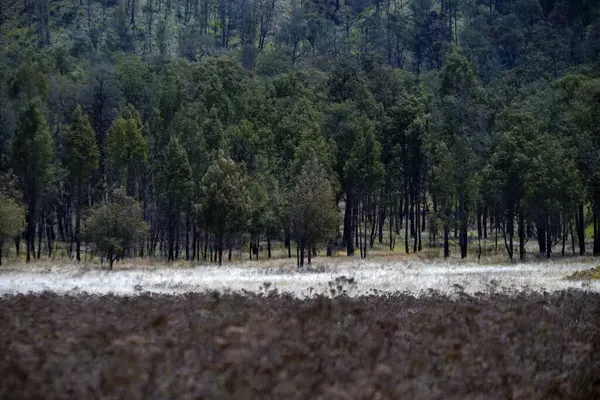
[1,0,600,266]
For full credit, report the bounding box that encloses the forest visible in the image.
[1,0,600,267]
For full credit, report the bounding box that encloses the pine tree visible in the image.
[288,150,339,266]
[156,136,193,261]
[65,105,99,261]
[11,101,54,262]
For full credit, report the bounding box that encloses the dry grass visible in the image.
[567,266,600,280]
[1,291,600,399]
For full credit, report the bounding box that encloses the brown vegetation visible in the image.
[1,291,600,399]
[568,266,600,280]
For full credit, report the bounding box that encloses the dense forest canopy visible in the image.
[1,0,600,266]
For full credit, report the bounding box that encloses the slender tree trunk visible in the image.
[185,213,190,261]
[417,194,422,252]
[285,228,291,258]
[483,207,488,239]
[506,201,514,260]
[546,216,552,259]
[518,211,525,261]
[14,236,20,256]
[410,187,415,238]
[570,222,576,255]
[203,232,208,261]
[37,216,42,260]
[46,216,53,257]
[561,216,567,257]
[358,201,363,258]
[218,239,223,265]
[307,241,312,265]
[354,204,359,250]
[593,206,600,256]
[75,196,82,262]
[364,198,368,258]
[538,219,546,254]
[267,238,271,258]
[370,202,377,248]
[191,226,197,261]
[397,197,402,234]
[378,204,385,244]
[577,202,585,255]
[459,203,467,259]
[443,222,450,258]
[404,196,409,254]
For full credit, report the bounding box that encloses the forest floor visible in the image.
[1,291,600,399]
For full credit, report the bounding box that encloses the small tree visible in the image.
[82,188,148,269]
[0,195,26,265]
[288,151,339,266]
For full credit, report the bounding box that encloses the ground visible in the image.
[1,291,600,399]
[1,258,600,399]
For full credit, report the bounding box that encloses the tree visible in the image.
[11,101,54,262]
[64,105,99,261]
[288,151,338,266]
[0,195,25,265]
[106,104,148,197]
[199,157,250,264]
[156,136,193,261]
[82,188,148,270]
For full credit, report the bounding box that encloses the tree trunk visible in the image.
[483,207,488,239]
[46,216,53,257]
[37,216,42,260]
[218,241,223,265]
[364,198,368,258]
[518,211,525,261]
[404,203,409,255]
[285,229,291,258]
[369,202,377,248]
[267,238,271,258]
[389,199,395,251]
[185,213,190,261]
[75,199,81,262]
[358,201,363,258]
[14,236,20,256]
[577,203,585,255]
[538,219,546,254]
[570,222,576,255]
[443,222,450,258]
[546,216,552,258]
[378,205,385,244]
[593,206,600,256]
[505,201,514,260]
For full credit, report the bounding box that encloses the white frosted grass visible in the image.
[0,260,599,298]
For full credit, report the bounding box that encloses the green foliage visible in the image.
[2,0,600,263]
[0,195,25,264]
[199,157,251,263]
[157,136,193,219]
[82,188,148,269]
[106,104,147,194]
[65,105,99,187]
[288,151,339,265]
